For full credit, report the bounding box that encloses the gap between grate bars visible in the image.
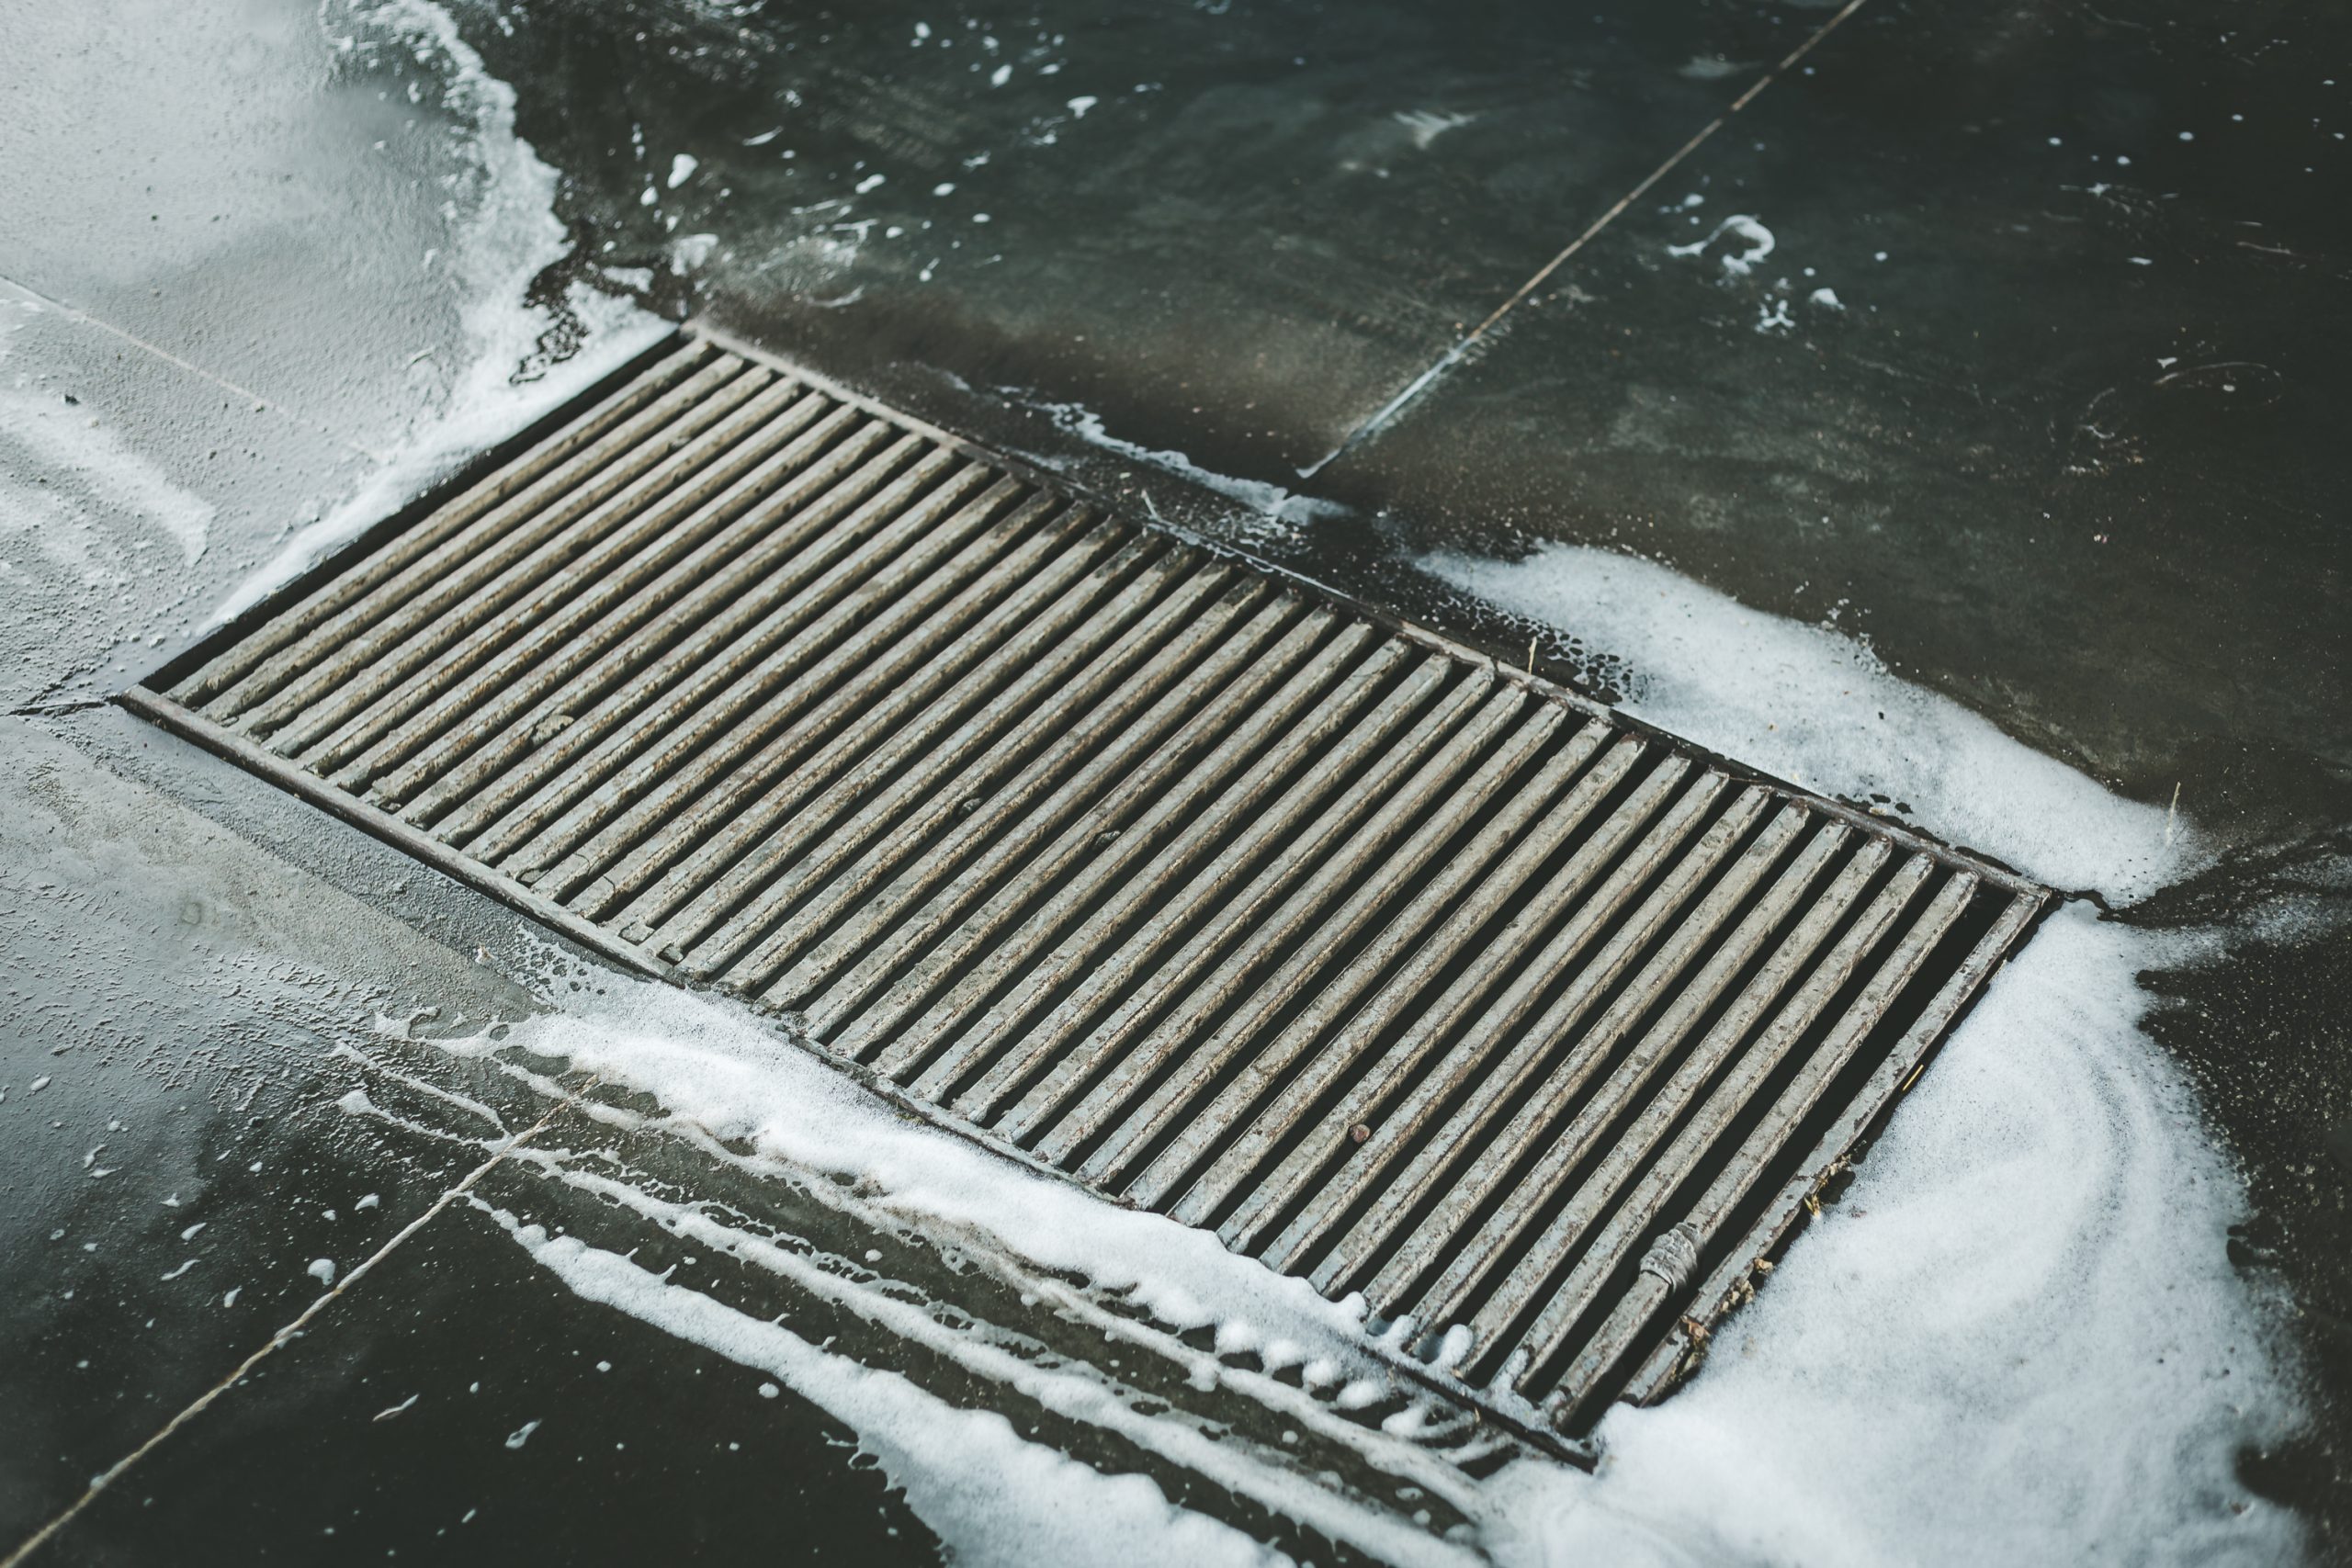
[126,325,2048,1441]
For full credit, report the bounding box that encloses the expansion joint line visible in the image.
[1298,0,1872,480]
[0,270,390,466]
[0,1082,594,1568]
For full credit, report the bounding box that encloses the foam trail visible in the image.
[492,1154,1478,1568]
[1427,543,2188,902]
[438,536,2303,1563]
[463,980,1380,1354]
[210,0,665,625]
[1429,543,2303,1566]
[1005,391,1317,549]
[483,1205,1290,1568]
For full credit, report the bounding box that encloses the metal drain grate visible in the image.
[127,326,2046,1438]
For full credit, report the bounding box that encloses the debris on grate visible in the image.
[124,324,2048,1445]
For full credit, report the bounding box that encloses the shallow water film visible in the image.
[3,3,2346,1563]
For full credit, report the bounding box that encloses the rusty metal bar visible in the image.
[860,621,1390,1081]
[368,409,893,813]
[450,441,967,862]
[913,640,1428,1110]
[522,466,1028,902]
[1048,686,1544,1181]
[712,562,1246,995]
[1127,719,1614,1212]
[266,375,818,761]
[777,589,1306,1023]
[316,394,853,787]
[220,357,771,736]
[1216,757,1708,1257]
[565,489,1075,927]
[617,515,1137,953]
[1331,798,1804,1307]
[1397,830,1886,1340]
[1269,781,1773,1283]
[1613,887,2040,1413]
[1539,869,1976,1415]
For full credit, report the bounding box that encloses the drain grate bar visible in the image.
[127,324,2048,1443]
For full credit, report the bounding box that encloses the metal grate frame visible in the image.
[123,323,2050,1450]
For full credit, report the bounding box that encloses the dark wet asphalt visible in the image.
[4,0,2347,1560]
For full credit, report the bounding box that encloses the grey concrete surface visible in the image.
[3,0,2346,1559]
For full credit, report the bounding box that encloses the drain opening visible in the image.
[126,323,2050,1444]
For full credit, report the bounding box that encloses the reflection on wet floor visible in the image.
[473,11,2352,1539]
[3,0,2347,1560]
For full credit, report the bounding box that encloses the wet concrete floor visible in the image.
[4,0,2346,1560]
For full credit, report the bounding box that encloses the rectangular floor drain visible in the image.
[126,324,2046,1440]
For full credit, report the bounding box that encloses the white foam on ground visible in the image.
[429,538,2304,1564]
[0,374,214,570]
[477,981,1374,1354]
[243,9,2300,1545]
[482,1202,1290,1567]
[1395,109,1475,149]
[473,1150,1480,1567]
[1428,543,2189,901]
[1425,543,2304,1565]
[1002,390,1331,550]
[1667,214,1775,276]
[209,0,666,626]
[1018,393,1296,513]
